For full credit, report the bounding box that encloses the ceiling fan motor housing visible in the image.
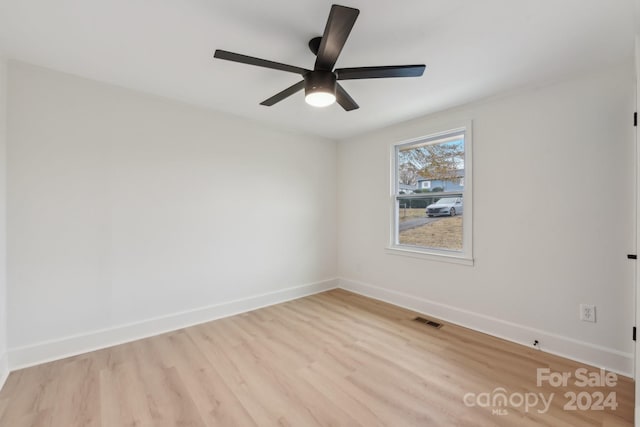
[304,70,337,97]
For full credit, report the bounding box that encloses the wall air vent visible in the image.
[413,316,443,329]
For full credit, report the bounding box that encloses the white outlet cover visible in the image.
[580,304,596,322]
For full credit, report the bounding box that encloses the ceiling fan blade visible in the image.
[336,83,359,111]
[214,50,309,75]
[314,5,359,71]
[336,65,426,80]
[260,80,305,106]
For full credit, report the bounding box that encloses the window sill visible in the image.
[385,246,474,266]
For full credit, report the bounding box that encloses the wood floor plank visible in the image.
[0,289,634,426]
[99,361,155,427]
[49,358,100,427]
[130,338,207,427]
[156,330,257,427]
[187,323,300,426]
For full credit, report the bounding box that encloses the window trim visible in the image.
[387,121,473,265]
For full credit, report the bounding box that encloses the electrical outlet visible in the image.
[580,304,596,322]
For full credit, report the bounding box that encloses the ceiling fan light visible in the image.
[304,70,337,108]
[305,91,336,107]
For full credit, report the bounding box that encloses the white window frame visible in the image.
[387,122,473,265]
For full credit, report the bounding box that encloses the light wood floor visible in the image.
[0,289,634,426]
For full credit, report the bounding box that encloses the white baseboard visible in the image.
[0,352,8,390]
[6,276,634,381]
[8,278,338,371]
[339,278,634,377]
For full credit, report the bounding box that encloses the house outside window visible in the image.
[388,123,473,264]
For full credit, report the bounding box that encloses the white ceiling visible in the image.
[0,0,634,140]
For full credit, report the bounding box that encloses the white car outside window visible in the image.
[426,197,463,217]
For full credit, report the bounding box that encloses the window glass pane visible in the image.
[397,134,464,192]
[397,195,463,251]
[395,132,465,252]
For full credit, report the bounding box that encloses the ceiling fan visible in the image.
[213,4,426,111]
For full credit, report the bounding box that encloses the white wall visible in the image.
[338,62,636,375]
[6,62,337,367]
[0,57,8,386]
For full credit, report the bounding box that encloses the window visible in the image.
[389,124,472,264]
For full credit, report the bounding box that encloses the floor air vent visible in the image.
[413,316,443,329]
